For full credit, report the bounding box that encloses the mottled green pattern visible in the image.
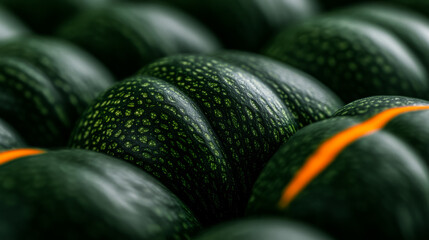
[0,149,200,239]
[0,37,114,147]
[213,51,343,128]
[248,96,429,240]
[58,3,220,78]
[0,118,25,150]
[193,218,333,240]
[70,76,238,224]
[0,57,69,146]
[264,16,429,103]
[337,3,429,70]
[141,54,297,192]
[334,95,429,118]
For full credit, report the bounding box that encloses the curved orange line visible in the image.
[0,148,45,166]
[278,105,429,209]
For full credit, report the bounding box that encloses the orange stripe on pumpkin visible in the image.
[278,105,429,209]
[0,148,45,166]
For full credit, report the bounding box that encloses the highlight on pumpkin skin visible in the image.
[0,148,45,166]
[278,105,429,209]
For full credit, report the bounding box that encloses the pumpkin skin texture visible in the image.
[0,37,114,147]
[69,75,239,225]
[0,149,200,240]
[212,51,343,128]
[247,96,429,240]
[57,3,221,79]
[336,3,429,71]
[264,15,429,103]
[0,119,25,150]
[69,52,342,224]
[192,218,334,240]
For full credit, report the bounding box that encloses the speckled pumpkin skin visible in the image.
[0,149,200,240]
[69,52,342,224]
[0,37,114,147]
[264,14,429,103]
[248,96,429,240]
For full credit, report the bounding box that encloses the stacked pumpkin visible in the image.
[0,1,428,240]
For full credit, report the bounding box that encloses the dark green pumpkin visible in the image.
[57,3,221,79]
[70,75,239,225]
[69,52,342,224]
[0,0,115,34]
[247,95,429,240]
[0,149,200,239]
[264,14,429,103]
[0,37,114,147]
[336,3,429,70]
[0,119,25,150]
[149,0,319,51]
[192,218,334,240]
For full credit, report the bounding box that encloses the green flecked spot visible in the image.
[142,119,150,125]
[171,121,179,129]
[127,102,135,107]
[224,99,232,107]
[124,118,134,126]
[142,152,151,158]
[158,135,166,141]
[124,142,132,148]
[114,129,122,138]
[106,129,113,136]
[135,109,144,117]
[132,146,140,152]
[155,93,164,101]
[100,142,107,150]
[139,136,148,144]
[214,109,222,118]
[149,140,157,147]
[161,113,168,120]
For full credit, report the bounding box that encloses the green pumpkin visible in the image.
[0,37,114,147]
[248,95,429,240]
[69,52,342,224]
[57,3,221,79]
[149,0,320,51]
[0,149,200,239]
[264,8,429,102]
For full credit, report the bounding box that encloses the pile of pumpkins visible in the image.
[0,0,428,239]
